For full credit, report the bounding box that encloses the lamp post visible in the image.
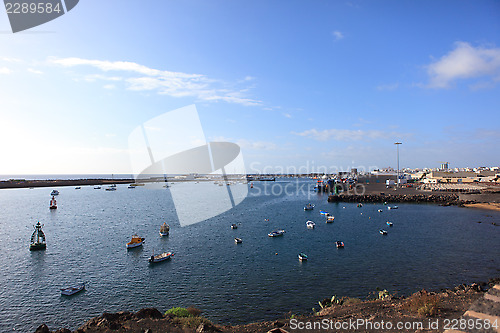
[394,142,402,188]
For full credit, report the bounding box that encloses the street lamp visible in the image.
[394,142,402,188]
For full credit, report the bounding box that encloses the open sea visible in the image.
[1,178,499,332]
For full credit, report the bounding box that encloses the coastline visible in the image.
[463,202,500,212]
[34,278,500,333]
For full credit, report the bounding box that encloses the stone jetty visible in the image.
[327,193,469,206]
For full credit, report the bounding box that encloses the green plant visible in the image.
[165,307,192,318]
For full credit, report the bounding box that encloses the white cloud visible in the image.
[283,113,292,118]
[51,57,261,106]
[103,84,116,90]
[426,42,500,89]
[332,30,344,41]
[292,128,401,141]
[27,68,43,74]
[0,67,11,74]
[376,83,399,91]
[0,57,21,63]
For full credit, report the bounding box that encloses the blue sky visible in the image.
[0,0,499,174]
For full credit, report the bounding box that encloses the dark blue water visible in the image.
[0,179,499,332]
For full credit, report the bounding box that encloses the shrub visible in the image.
[186,306,202,317]
[404,291,441,317]
[165,307,191,318]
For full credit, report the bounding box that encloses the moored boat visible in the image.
[319,210,329,215]
[159,223,170,237]
[105,186,116,191]
[388,206,398,210]
[326,215,335,222]
[357,203,363,207]
[268,229,285,237]
[30,222,46,251]
[298,253,308,261]
[61,282,85,296]
[51,190,59,196]
[94,186,101,189]
[126,234,145,248]
[75,187,81,190]
[49,196,57,210]
[149,251,173,263]
[378,209,383,212]
[306,220,316,229]
[234,237,242,244]
[386,221,393,226]
[379,229,388,235]
[304,203,315,211]
[231,223,238,229]
[335,241,344,248]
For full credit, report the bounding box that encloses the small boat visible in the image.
[128,185,136,189]
[298,253,308,261]
[379,229,388,235]
[49,196,57,210]
[250,183,253,188]
[51,190,59,196]
[306,220,316,229]
[378,209,383,212]
[105,186,116,191]
[268,229,285,237]
[93,186,101,189]
[159,223,170,237]
[149,251,173,263]
[319,210,329,215]
[336,241,344,248]
[29,222,46,251]
[234,237,242,244]
[326,215,335,222]
[126,234,145,248]
[388,206,398,210]
[61,282,85,296]
[231,224,238,229]
[304,203,315,211]
[357,203,363,207]
[75,187,81,190]
[386,221,393,226]
[110,184,117,187]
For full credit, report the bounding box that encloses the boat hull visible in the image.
[61,284,85,296]
[29,243,46,251]
[159,231,169,237]
[126,241,144,248]
[149,252,173,263]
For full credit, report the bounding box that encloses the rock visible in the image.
[34,324,50,333]
[54,329,71,333]
[135,308,163,319]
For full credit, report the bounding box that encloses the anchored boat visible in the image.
[379,229,388,235]
[268,229,285,237]
[304,203,315,211]
[231,223,238,229]
[61,282,86,296]
[386,221,393,226]
[234,237,242,244]
[30,222,46,251]
[388,206,398,210]
[51,190,59,196]
[159,223,170,237]
[306,220,316,229]
[149,251,173,263]
[49,196,57,210]
[336,241,344,248]
[326,215,335,222]
[126,234,145,248]
[298,253,308,261]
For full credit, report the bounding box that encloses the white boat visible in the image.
[378,209,383,212]
[149,251,173,263]
[30,222,46,251]
[388,206,398,210]
[49,196,57,210]
[306,220,316,229]
[51,190,59,196]
[268,229,285,237]
[61,282,85,296]
[105,186,116,191]
[386,221,393,226]
[326,215,335,222]
[234,237,242,244]
[126,234,145,248]
[298,253,308,261]
[93,186,101,189]
[379,229,388,235]
[159,223,170,237]
[304,203,315,211]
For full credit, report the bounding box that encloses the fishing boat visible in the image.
[105,186,116,191]
[128,185,136,189]
[304,203,315,211]
[49,196,57,210]
[159,223,170,237]
[306,220,316,229]
[378,209,383,212]
[50,190,59,196]
[30,222,46,251]
[75,187,81,190]
[231,224,238,229]
[149,251,173,263]
[357,203,363,207]
[319,210,329,215]
[386,221,393,226]
[61,282,85,296]
[298,253,308,261]
[326,215,335,222]
[388,206,398,210]
[234,237,242,244]
[93,186,101,189]
[268,229,285,237]
[336,241,344,248]
[126,234,145,248]
[379,229,388,235]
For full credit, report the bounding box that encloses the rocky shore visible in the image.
[34,278,499,333]
[327,193,468,206]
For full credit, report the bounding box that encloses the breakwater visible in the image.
[328,193,466,205]
[0,178,134,189]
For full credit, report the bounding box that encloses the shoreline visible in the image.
[463,202,500,212]
[34,278,500,333]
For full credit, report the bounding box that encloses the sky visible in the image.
[0,0,499,175]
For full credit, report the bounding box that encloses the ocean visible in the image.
[0,179,499,332]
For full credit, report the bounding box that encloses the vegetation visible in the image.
[404,291,441,317]
[165,306,213,328]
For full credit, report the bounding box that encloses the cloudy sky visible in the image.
[0,0,499,174]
